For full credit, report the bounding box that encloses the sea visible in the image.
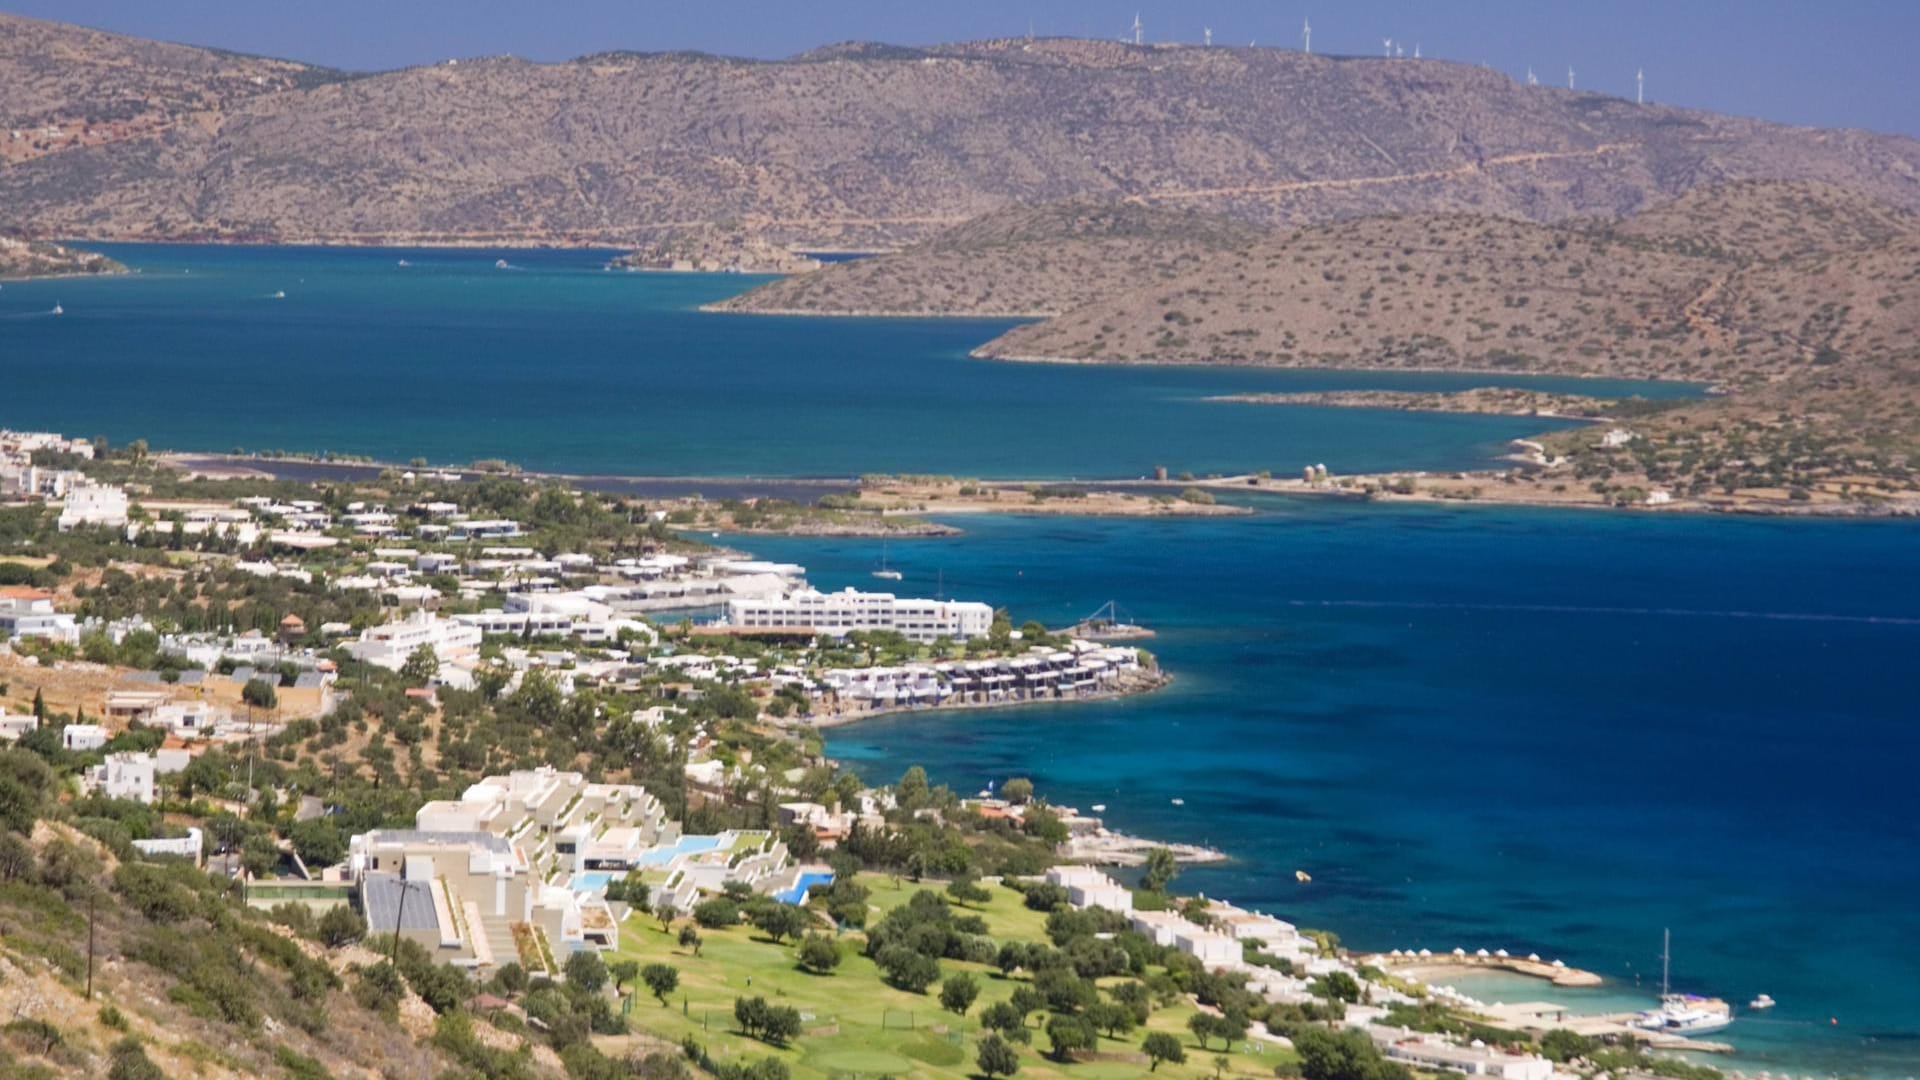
[4,245,1916,1075]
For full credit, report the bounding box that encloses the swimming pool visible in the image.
[635,834,724,867]
[772,871,833,906]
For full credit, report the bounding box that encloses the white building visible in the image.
[728,586,994,643]
[91,750,192,804]
[0,588,79,643]
[345,611,483,671]
[57,482,129,531]
[1047,865,1134,913]
[61,723,109,751]
[0,709,38,742]
[1363,1028,1553,1080]
[133,827,204,864]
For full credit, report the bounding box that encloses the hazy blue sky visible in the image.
[9,1,1918,137]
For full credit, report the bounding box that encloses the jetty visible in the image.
[1058,600,1156,641]
[1477,1002,1734,1055]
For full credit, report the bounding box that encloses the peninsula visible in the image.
[0,235,124,280]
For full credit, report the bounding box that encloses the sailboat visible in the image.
[50,303,62,316]
[1631,929,1733,1034]
[871,541,902,581]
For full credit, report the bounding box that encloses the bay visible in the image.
[2,244,1688,479]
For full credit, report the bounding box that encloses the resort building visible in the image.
[344,766,687,971]
[1362,1027,1554,1080]
[57,482,129,531]
[1046,865,1134,913]
[727,586,994,643]
[0,588,78,643]
[344,610,483,671]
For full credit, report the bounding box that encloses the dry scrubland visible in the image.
[4,12,1920,247]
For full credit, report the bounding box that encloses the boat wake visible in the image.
[1286,599,1920,627]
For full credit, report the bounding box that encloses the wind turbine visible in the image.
[1132,12,1143,46]
[1413,43,1421,59]
[1567,65,1575,90]
[1395,42,1404,57]
[1204,26,1212,47]
[1526,66,1537,86]
[1382,37,1393,58]
[1302,16,1312,54]
[1636,67,1645,104]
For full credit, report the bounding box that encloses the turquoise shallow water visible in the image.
[735,506,1920,1077]
[0,244,1691,479]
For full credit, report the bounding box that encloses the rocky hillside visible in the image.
[712,200,1265,315]
[974,182,1915,385]
[0,236,125,279]
[3,14,1918,247]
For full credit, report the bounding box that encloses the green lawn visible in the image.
[609,873,1297,1080]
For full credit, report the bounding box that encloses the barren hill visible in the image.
[974,182,1916,386]
[712,200,1266,316]
[3,14,1919,247]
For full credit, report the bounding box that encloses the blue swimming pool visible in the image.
[635,834,724,867]
[773,871,833,906]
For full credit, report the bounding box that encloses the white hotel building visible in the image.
[728,586,994,644]
[345,611,483,670]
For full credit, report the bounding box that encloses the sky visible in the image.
[7,0,1919,138]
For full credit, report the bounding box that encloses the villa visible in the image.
[0,588,78,643]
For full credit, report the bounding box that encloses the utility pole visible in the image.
[85,892,97,1000]
[390,880,411,967]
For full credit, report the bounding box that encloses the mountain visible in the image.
[3,15,1919,247]
[712,200,1265,316]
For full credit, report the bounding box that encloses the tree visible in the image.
[678,924,704,956]
[946,876,993,907]
[565,949,609,994]
[0,776,39,834]
[1292,1026,1411,1080]
[107,1037,166,1080]
[655,899,678,930]
[1000,777,1034,805]
[980,1000,1030,1042]
[606,871,650,907]
[895,765,931,810]
[318,904,367,948]
[241,677,278,709]
[1045,1014,1094,1061]
[1319,971,1361,1004]
[693,897,739,928]
[641,963,680,1004]
[940,971,980,1015]
[797,933,841,973]
[1539,1029,1596,1064]
[1143,1032,1186,1071]
[1188,1012,1222,1049]
[288,819,347,867]
[1213,1054,1231,1080]
[976,1033,1021,1079]
[875,945,941,992]
[609,958,641,995]
[31,689,45,719]
[1085,1001,1135,1038]
[401,644,440,686]
[1141,846,1179,893]
[750,901,810,943]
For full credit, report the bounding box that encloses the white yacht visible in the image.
[871,542,903,581]
[50,303,63,316]
[1632,930,1733,1035]
[1748,993,1776,1011]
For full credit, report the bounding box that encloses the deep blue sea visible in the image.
[741,508,1920,1078]
[5,247,1915,1074]
[0,244,1692,479]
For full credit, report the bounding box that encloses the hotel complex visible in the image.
[727,586,994,643]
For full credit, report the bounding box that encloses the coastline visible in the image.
[790,667,1169,731]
